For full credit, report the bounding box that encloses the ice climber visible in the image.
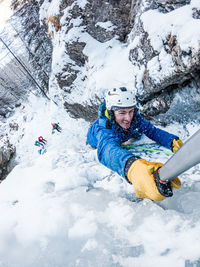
[87,87,183,201]
[34,140,44,148]
[38,136,47,144]
[51,123,62,134]
[34,140,46,155]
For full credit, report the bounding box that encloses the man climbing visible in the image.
[87,87,183,201]
[51,123,62,134]
[34,140,44,148]
[34,140,46,155]
[38,136,47,144]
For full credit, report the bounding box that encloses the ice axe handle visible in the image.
[154,168,173,197]
[158,129,200,182]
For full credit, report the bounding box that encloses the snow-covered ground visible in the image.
[1,0,200,266]
[0,94,200,267]
[0,0,13,32]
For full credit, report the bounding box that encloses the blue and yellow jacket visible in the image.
[87,102,179,178]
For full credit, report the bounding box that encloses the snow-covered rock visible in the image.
[1,0,200,124]
[129,0,200,123]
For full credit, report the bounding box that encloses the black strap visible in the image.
[124,156,140,183]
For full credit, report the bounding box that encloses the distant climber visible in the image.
[34,140,46,155]
[38,136,47,144]
[38,147,47,155]
[51,123,62,134]
[34,140,44,148]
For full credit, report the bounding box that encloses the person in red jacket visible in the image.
[38,136,47,144]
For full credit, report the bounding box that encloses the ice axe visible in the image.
[154,129,200,197]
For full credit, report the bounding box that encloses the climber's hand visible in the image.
[127,159,181,201]
[172,139,183,153]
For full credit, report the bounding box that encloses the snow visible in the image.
[83,38,137,101]
[191,0,200,9]
[45,1,137,105]
[39,0,51,22]
[140,1,200,86]
[1,94,200,267]
[1,1,200,267]
[147,52,175,84]
[141,3,200,52]
[47,0,62,17]
[76,0,89,9]
[0,0,13,32]
[96,21,117,31]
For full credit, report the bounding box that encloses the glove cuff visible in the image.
[124,156,140,182]
[154,168,173,197]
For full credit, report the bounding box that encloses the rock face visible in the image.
[150,0,190,13]
[79,0,133,43]
[46,0,133,121]
[1,0,200,125]
[43,0,200,124]
[0,135,16,181]
[1,0,200,178]
[128,0,200,123]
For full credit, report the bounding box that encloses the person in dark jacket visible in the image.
[87,87,182,201]
[51,123,62,134]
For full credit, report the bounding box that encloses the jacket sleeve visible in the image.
[135,113,179,150]
[96,126,137,178]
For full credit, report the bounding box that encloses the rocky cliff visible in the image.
[40,0,200,124]
[1,0,200,124]
[129,0,200,123]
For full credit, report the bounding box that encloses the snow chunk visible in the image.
[141,3,200,51]
[147,50,175,83]
[47,0,62,17]
[95,21,117,31]
[81,238,98,251]
[191,0,200,8]
[68,214,97,239]
[39,0,51,22]
[76,0,89,9]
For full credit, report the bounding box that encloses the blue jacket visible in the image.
[87,103,178,178]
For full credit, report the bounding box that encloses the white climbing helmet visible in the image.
[105,87,137,110]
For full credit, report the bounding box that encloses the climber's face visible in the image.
[114,107,135,130]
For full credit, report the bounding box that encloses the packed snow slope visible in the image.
[0,95,200,267]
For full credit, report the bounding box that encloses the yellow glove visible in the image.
[172,139,183,153]
[127,159,181,201]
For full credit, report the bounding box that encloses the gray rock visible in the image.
[47,0,135,121]
[128,0,200,123]
[3,0,200,125]
[0,135,16,180]
[150,0,190,13]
